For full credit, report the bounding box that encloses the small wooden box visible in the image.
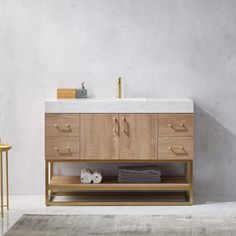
[57,89,77,99]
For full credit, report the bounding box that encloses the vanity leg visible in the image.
[50,162,54,180]
[45,161,49,205]
[184,161,193,205]
[184,162,188,181]
[189,161,193,205]
[49,162,54,200]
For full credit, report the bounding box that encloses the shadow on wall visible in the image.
[194,105,236,197]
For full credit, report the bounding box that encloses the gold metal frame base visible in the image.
[45,160,193,207]
[46,191,193,206]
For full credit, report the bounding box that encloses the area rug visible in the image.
[4,214,236,236]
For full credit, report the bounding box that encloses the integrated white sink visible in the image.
[76,98,147,101]
[45,98,193,113]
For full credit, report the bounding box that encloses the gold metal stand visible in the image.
[0,144,11,218]
[45,160,193,206]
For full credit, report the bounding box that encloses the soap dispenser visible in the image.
[77,82,87,98]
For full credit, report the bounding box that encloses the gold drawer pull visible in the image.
[168,146,188,156]
[54,123,70,128]
[168,122,186,131]
[55,146,71,151]
[168,146,184,150]
[54,124,71,133]
[169,122,184,127]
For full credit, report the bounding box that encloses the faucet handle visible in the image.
[82,82,85,90]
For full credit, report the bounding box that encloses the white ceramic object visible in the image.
[45,98,193,113]
[80,169,93,184]
[92,170,103,184]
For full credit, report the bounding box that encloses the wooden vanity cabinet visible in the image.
[45,112,194,206]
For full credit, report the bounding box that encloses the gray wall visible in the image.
[0,0,236,195]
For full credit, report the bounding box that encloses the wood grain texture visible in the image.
[80,114,119,160]
[158,137,193,160]
[45,114,79,137]
[49,176,190,190]
[120,114,157,160]
[57,89,76,99]
[159,114,193,137]
[45,137,80,160]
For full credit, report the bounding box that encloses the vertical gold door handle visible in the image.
[113,117,119,135]
[122,117,129,135]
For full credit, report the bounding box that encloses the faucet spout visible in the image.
[117,77,122,98]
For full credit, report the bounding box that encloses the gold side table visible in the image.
[0,144,11,218]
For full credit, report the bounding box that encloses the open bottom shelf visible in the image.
[46,161,193,206]
[47,176,192,206]
[49,176,190,191]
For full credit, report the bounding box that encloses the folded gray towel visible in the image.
[118,176,161,183]
[118,165,162,183]
[118,165,161,176]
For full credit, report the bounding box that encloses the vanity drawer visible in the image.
[45,114,79,137]
[158,114,193,137]
[45,137,79,160]
[158,137,193,160]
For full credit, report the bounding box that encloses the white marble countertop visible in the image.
[45,98,194,113]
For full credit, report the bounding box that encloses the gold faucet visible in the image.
[117,77,122,98]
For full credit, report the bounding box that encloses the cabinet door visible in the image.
[80,114,119,160]
[120,114,157,160]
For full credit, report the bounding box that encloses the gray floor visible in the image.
[1,195,236,235]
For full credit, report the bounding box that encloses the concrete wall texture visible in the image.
[0,0,236,195]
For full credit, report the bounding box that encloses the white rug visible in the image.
[5,214,236,236]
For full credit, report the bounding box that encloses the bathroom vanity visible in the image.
[45,98,194,205]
